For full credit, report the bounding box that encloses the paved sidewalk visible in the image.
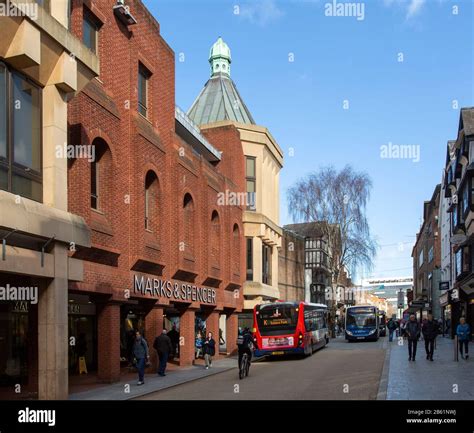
[69,357,237,400]
[385,336,473,400]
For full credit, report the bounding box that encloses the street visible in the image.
[137,337,387,400]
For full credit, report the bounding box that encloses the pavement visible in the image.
[384,336,474,400]
[68,357,237,400]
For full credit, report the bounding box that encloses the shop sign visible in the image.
[439,293,449,306]
[68,304,80,314]
[133,275,217,304]
[440,281,450,291]
[13,301,29,313]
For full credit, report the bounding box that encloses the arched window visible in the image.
[210,210,220,268]
[145,171,159,232]
[90,138,110,210]
[232,224,240,275]
[183,193,195,256]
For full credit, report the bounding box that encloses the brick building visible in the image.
[187,37,284,328]
[278,228,305,302]
[65,0,245,386]
[411,184,442,320]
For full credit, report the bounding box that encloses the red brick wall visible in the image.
[67,0,244,373]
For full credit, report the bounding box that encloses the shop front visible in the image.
[68,294,97,376]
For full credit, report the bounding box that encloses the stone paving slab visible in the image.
[386,336,473,400]
[69,357,237,401]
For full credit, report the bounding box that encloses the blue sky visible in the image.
[144,0,474,282]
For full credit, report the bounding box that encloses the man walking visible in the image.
[132,331,149,385]
[421,314,438,361]
[387,317,398,342]
[456,317,471,360]
[406,315,420,361]
[203,331,216,370]
[153,328,173,376]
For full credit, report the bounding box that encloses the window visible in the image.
[145,171,159,231]
[0,65,42,202]
[245,156,256,210]
[90,139,109,210]
[262,244,272,285]
[210,211,220,268]
[138,64,150,117]
[83,9,99,54]
[455,246,471,278]
[418,249,424,268]
[90,158,99,209]
[183,193,195,257]
[428,246,434,263]
[246,237,253,281]
[232,224,241,276]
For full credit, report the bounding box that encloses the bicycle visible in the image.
[239,352,250,379]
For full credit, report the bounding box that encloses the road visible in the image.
[137,336,387,400]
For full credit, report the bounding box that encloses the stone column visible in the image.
[145,307,163,372]
[179,308,195,367]
[226,313,238,356]
[97,303,121,383]
[38,243,69,399]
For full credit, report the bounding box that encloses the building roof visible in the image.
[460,107,474,136]
[284,222,333,239]
[175,106,222,163]
[187,37,256,126]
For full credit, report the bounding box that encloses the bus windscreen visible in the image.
[346,308,377,328]
[257,304,299,336]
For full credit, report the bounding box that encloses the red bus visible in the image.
[252,301,329,357]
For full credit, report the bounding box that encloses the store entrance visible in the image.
[163,306,180,361]
[120,304,146,364]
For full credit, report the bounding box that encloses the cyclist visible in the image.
[237,327,254,372]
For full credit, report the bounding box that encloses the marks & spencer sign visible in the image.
[133,275,216,304]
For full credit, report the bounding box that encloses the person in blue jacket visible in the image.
[456,317,471,360]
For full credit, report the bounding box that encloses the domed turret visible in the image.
[187,36,255,125]
[209,36,231,77]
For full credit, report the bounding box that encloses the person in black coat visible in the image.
[202,331,216,369]
[153,329,173,376]
[167,324,179,359]
[406,315,421,361]
[422,314,438,361]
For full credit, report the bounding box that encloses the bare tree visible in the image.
[288,165,377,281]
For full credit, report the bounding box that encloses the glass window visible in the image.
[262,244,272,285]
[138,64,150,117]
[246,237,253,281]
[91,159,98,209]
[0,67,42,202]
[245,156,256,210]
[12,74,41,172]
[83,11,99,54]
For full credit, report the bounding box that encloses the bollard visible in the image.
[454,335,458,362]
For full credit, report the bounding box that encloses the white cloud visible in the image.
[383,0,427,19]
[239,0,284,26]
[406,0,426,19]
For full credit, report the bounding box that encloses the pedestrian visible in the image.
[167,324,179,359]
[399,319,407,338]
[132,330,149,385]
[219,328,225,346]
[153,328,172,376]
[406,314,420,362]
[202,331,216,369]
[456,317,471,360]
[421,314,438,361]
[195,331,203,359]
[446,318,451,336]
[387,318,398,342]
